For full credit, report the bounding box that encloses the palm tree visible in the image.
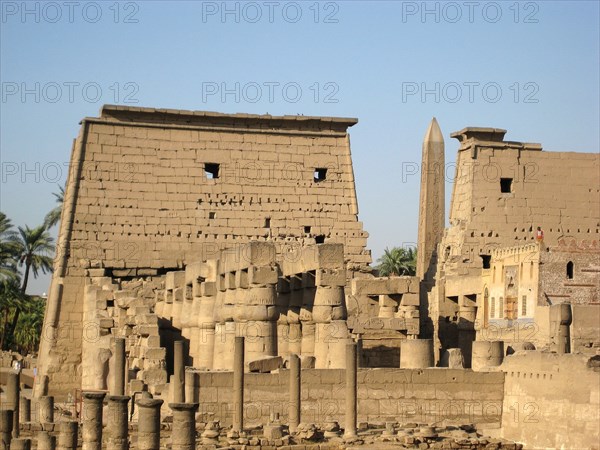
[8,225,54,339]
[13,295,46,355]
[14,225,55,294]
[0,212,19,282]
[376,246,417,276]
[43,185,65,229]
[0,278,26,350]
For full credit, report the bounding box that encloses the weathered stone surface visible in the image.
[248,356,283,373]
[440,348,464,368]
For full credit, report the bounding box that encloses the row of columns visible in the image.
[229,336,359,439]
[159,244,351,372]
[2,338,361,450]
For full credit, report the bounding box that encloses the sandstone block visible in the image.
[401,293,419,306]
[249,266,278,285]
[136,325,159,336]
[300,356,316,369]
[99,318,114,329]
[143,347,166,360]
[200,282,217,297]
[141,368,167,385]
[248,356,283,373]
[135,314,157,325]
[166,271,185,290]
[315,269,346,287]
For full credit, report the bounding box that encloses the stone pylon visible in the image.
[417,117,445,280]
[417,118,445,340]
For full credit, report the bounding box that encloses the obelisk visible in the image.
[417,118,445,342]
[416,117,445,280]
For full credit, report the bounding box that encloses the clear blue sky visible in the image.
[1,1,599,294]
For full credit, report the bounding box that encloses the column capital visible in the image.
[108,395,130,404]
[82,392,106,401]
[168,403,198,412]
[136,398,164,408]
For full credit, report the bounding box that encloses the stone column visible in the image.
[232,336,245,433]
[557,303,572,354]
[169,403,198,450]
[171,282,185,331]
[313,285,349,369]
[288,354,301,433]
[180,295,195,347]
[1,410,12,450]
[300,272,316,358]
[36,431,55,450]
[313,287,339,368]
[136,398,163,450]
[173,341,185,403]
[188,296,201,364]
[6,373,19,437]
[400,339,434,368]
[238,285,278,363]
[196,290,216,370]
[107,396,130,450]
[471,341,504,371]
[19,397,30,423]
[344,343,357,439]
[458,305,477,367]
[185,371,198,404]
[212,291,235,370]
[82,392,106,450]
[9,438,30,450]
[57,421,78,450]
[38,396,54,425]
[114,338,126,396]
[276,278,291,358]
[287,276,303,356]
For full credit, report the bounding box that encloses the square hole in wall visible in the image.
[209,212,215,220]
[304,226,311,234]
[500,178,513,193]
[264,217,271,228]
[205,163,220,179]
[315,235,325,244]
[314,168,327,182]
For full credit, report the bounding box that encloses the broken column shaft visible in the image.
[114,338,126,396]
[82,392,106,450]
[169,403,198,450]
[38,396,54,425]
[57,421,78,450]
[107,396,130,450]
[9,438,30,450]
[344,342,358,439]
[233,336,245,433]
[19,397,30,423]
[173,340,185,403]
[1,410,13,450]
[6,372,19,437]
[136,398,163,450]
[36,431,55,450]
[289,354,301,433]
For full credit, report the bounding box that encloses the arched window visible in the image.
[567,261,574,279]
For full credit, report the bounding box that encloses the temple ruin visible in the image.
[1,105,598,449]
